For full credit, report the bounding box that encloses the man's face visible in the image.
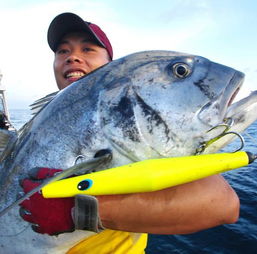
[53,32,110,90]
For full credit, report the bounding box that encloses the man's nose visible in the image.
[65,53,83,64]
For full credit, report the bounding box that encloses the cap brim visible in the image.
[47,12,103,52]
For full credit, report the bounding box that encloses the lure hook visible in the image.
[217,131,245,152]
[195,118,244,154]
[74,155,86,165]
[207,117,234,134]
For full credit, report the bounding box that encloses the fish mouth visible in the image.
[225,90,257,119]
[197,71,245,127]
[201,89,257,154]
[227,87,240,107]
[222,71,245,116]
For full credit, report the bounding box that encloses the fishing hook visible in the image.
[74,155,86,165]
[216,131,245,152]
[195,118,244,154]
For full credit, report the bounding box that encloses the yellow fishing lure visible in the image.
[42,151,255,198]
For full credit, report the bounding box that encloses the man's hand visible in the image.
[19,168,75,235]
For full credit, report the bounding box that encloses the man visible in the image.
[20,13,239,253]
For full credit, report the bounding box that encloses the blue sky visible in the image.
[0,0,256,108]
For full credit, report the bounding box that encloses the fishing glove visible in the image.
[19,167,104,235]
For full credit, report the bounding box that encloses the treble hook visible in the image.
[195,118,244,154]
[216,131,245,152]
[207,117,234,134]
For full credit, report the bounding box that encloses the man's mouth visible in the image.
[65,71,86,79]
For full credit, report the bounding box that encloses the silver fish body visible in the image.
[0,51,257,253]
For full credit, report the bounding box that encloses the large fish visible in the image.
[0,51,257,253]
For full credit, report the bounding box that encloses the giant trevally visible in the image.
[0,51,257,254]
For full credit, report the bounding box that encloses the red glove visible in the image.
[19,167,75,235]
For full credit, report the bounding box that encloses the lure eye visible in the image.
[172,63,191,78]
[77,179,93,191]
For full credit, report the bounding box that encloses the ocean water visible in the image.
[9,109,257,254]
[9,108,33,130]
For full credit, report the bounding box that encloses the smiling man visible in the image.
[48,14,113,89]
[53,32,110,89]
[19,12,239,254]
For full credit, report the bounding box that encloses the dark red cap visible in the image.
[47,12,113,60]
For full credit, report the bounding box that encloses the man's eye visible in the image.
[57,49,69,54]
[83,47,94,52]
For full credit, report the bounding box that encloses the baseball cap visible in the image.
[47,12,113,60]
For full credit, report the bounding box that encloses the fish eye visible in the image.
[172,63,191,78]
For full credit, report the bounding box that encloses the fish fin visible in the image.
[30,91,59,115]
[0,128,17,155]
